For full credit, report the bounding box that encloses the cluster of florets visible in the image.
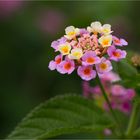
[82,71,135,114]
[48,21,128,81]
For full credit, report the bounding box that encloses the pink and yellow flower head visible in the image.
[49,21,128,81]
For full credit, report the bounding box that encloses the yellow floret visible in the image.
[65,26,80,40]
[58,43,71,55]
[98,35,112,48]
[68,48,83,60]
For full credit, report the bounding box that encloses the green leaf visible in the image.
[116,74,140,95]
[114,60,138,79]
[134,127,140,137]
[7,94,113,139]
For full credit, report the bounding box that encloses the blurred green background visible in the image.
[0,1,140,138]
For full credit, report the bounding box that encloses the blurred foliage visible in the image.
[0,1,140,138]
[8,95,113,139]
[113,56,140,94]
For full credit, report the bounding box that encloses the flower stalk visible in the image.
[96,72,119,124]
[125,101,139,137]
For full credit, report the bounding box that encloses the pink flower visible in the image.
[99,71,120,82]
[92,86,101,95]
[77,66,96,81]
[57,58,75,74]
[119,102,132,114]
[123,89,136,100]
[51,37,67,51]
[111,85,126,96]
[113,36,128,46]
[107,45,127,61]
[37,9,65,35]
[120,39,128,46]
[82,51,101,66]
[79,28,89,35]
[48,55,62,70]
[77,34,98,51]
[104,128,112,136]
[82,81,91,97]
[0,1,23,18]
[82,71,136,114]
[96,57,112,74]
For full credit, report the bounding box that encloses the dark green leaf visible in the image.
[116,60,138,79]
[7,94,113,139]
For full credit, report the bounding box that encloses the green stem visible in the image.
[96,73,119,124]
[133,127,140,137]
[125,102,138,137]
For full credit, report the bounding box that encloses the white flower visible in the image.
[98,35,112,47]
[58,43,71,55]
[102,24,113,35]
[87,21,102,33]
[68,48,83,59]
[64,26,80,40]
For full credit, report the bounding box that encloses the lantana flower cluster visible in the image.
[49,21,128,81]
[82,71,136,114]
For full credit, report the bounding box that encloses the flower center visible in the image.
[100,63,107,70]
[103,29,109,34]
[84,68,91,75]
[73,52,82,58]
[55,57,61,64]
[64,62,71,70]
[68,31,75,36]
[114,39,120,44]
[113,51,121,57]
[86,57,95,63]
[61,46,69,54]
[102,39,109,46]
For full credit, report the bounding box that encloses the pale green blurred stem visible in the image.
[125,102,139,137]
[96,73,119,125]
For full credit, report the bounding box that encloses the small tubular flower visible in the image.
[102,24,112,35]
[68,48,83,60]
[98,35,112,47]
[87,21,102,33]
[82,51,101,66]
[48,54,62,70]
[99,71,120,82]
[65,26,80,40]
[57,58,75,74]
[111,85,126,96]
[58,42,71,55]
[107,45,127,61]
[77,66,96,81]
[96,57,112,74]
[51,37,67,51]
[113,36,128,46]
[49,21,128,81]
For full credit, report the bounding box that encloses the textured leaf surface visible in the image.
[8,94,112,139]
